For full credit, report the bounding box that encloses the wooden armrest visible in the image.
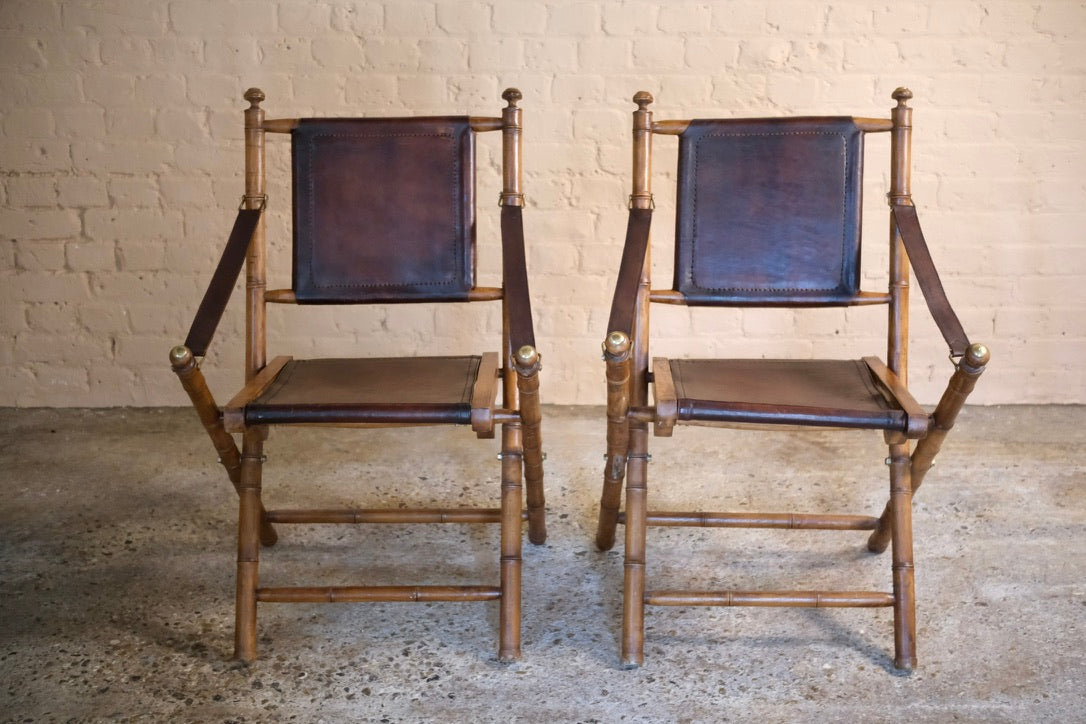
[470,352,500,438]
[651,357,677,437]
[223,356,293,432]
[862,356,930,439]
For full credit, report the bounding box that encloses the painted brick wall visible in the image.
[1,1,1084,406]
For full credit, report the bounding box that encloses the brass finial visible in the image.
[515,345,539,367]
[502,88,522,108]
[633,91,654,111]
[244,87,265,108]
[603,330,631,357]
[965,342,990,367]
[892,87,913,107]
[169,345,193,369]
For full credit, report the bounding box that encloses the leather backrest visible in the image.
[674,117,864,305]
[291,117,475,303]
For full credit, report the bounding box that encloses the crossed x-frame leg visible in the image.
[596,339,989,669]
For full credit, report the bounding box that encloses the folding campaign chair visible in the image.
[596,88,989,669]
[170,88,545,662]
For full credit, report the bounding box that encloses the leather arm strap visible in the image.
[183,208,262,357]
[500,204,536,352]
[893,204,970,357]
[606,207,653,337]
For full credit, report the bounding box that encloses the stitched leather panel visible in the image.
[246,356,481,425]
[675,118,864,305]
[667,358,906,430]
[292,117,475,303]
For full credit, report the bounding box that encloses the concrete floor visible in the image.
[1,405,1083,722]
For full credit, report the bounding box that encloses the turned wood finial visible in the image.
[502,88,522,108]
[244,87,265,108]
[633,91,654,111]
[892,87,913,107]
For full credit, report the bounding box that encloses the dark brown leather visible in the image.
[666,358,912,431]
[607,207,653,335]
[893,204,970,357]
[675,118,864,305]
[245,356,481,425]
[292,117,475,303]
[501,205,535,351]
[184,208,262,356]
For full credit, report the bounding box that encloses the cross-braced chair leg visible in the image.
[594,89,991,672]
[621,423,649,668]
[869,344,990,555]
[498,422,524,662]
[171,346,278,548]
[515,348,546,546]
[235,428,266,662]
[597,332,632,551]
[887,442,917,670]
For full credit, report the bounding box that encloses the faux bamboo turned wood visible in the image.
[264,508,525,524]
[645,591,896,607]
[597,331,632,551]
[235,428,265,662]
[887,88,913,383]
[624,511,880,530]
[499,421,524,662]
[868,342,991,553]
[629,92,654,408]
[243,88,267,384]
[502,88,547,554]
[622,423,649,668]
[257,586,502,603]
[262,116,508,135]
[887,442,917,670]
[515,346,546,545]
[169,345,277,547]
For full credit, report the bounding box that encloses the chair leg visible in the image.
[887,442,917,671]
[514,351,546,545]
[597,334,632,551]
[869,344,989,554]
[621,423,649,668]
[170,346,278,547]
[498,422,524,662]
[234,429,265,662]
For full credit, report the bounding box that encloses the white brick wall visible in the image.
[1,1,1084,406]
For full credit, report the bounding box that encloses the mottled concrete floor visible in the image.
[1,406,1083,722]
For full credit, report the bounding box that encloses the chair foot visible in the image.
[894,655,917,672]
[867,528,891,554]
[259,521,278,547]
[620,658,642,670]
[497,649,522,663]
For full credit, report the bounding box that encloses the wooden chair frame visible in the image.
[170,88,544,663]
[596,89,989,670]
